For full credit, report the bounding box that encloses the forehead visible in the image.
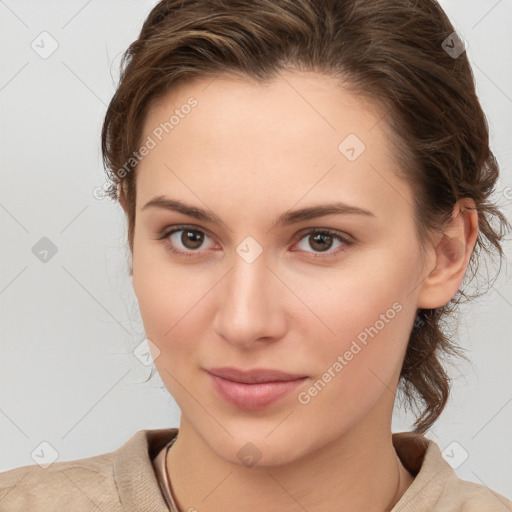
[136,71,415,225]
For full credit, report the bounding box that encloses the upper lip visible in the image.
[206,367,307,384]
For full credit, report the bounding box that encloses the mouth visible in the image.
[205,367,309,410]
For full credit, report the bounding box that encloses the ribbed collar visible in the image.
[113,427,179,511]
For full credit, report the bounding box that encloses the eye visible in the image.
[292,229,352,258]
[156,225,353,259]
[157,225,217,257]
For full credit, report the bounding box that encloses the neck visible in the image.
[166,407,414,512]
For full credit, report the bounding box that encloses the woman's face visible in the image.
[131,71,429,466]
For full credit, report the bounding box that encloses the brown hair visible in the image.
[101,0,510,433]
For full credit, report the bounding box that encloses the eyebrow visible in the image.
[141,195,375,229]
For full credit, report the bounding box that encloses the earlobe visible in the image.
[417,199,479,309]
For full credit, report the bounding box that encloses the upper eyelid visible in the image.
[162,224,217,242]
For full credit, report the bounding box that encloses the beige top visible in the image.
[0,427,510,511]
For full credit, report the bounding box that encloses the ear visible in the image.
[417,198,479,309]
[117,181,128,212]
[117,181,134,277]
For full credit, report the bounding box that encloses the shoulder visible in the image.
[0,428,178,511]
[0,449,121,512]
[392,432,512,511]
[453,479,512,511]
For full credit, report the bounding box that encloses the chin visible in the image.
[201,428,311,469]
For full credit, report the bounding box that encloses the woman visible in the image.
[1,0,510,510]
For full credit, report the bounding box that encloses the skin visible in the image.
[125,70,478,512]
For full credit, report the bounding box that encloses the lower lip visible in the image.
[207,373,308,410]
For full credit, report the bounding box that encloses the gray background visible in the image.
[1,0,511,501]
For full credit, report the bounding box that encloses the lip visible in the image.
[205,367,309,410]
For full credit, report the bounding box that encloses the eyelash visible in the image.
[156,224,354,260]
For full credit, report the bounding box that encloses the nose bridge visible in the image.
[228,247,271,321]
[232,246,268,303]
[214,242,284,346]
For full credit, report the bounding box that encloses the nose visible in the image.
[213,248,287,350]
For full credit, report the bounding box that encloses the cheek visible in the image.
[296,246,414,343]
[133,236,196,329]
[294,295,412,438]
[294,249,418,399]
[132,244,217,374]
[134,268,204,344]
[307,290,409,384]
[133,262,203,404]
